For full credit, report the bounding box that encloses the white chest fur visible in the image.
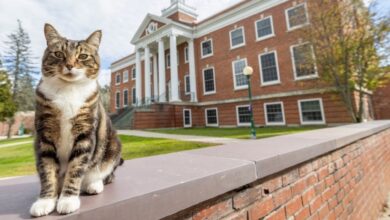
[39,77,98,175]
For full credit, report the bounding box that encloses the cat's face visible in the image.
[42,24,101,83]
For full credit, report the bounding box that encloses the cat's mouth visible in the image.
[59,68,85,82]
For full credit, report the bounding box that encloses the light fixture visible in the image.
[243,66,253,76]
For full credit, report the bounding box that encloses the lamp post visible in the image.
[243,66,256,139]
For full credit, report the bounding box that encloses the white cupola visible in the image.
[162,0,198,23]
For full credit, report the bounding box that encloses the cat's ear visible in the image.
[44,23,62,45]
[86,30,102,49]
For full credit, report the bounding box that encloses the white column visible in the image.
[188,39,198,102]
[169,34,180,102]
[153,53,158,101]
[158,39,166,102]
[144,46,151,105]
[135,49,142,106]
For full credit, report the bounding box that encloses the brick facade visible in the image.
[373,82,390,120]
[163,128,390,220]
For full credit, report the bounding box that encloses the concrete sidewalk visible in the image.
[118,130,242,144]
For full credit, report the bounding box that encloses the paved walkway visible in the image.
[118,130,242,144]
[0,141,33,148]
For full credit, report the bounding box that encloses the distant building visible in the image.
[110,0,373,129]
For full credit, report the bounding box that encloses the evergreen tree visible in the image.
[0,59,17,122]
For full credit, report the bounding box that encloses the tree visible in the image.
[0,60,17,123]
[298,0,390,122]
[100,85,111,112]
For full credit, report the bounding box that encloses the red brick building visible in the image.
[110,0,372,129]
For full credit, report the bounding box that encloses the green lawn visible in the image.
[149,126,324,139]
[0,136,33,145]
[0,135,214,178]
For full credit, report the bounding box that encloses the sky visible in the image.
[0,0,388,85]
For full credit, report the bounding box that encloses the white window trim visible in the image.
[201,38,214,59]
[264,101,286,126]
[184,46,189,63]
[115,73,121,85]
[285,2,310,32]
[184,74,190,95]
[166,53,170,69]
[290,42,318,81]
[298,98,326,125]
[232,58,249,91]
[255,16,275,41]
[123,89,129,107]
[123,70,129,83]
[115,91,120,109]
[202,67,216,95]
[258,50,281,86]
[131,87,136,106]
[131,67,136,80]
[229,26,246,50]
[236,105,251,127]
[205,108,219,127]
[183,109,192,128]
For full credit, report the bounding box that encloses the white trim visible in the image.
[123,89,129,107]
[183,109,192,128]
[258,50,281,86]
[255,16,275,41]
[205,108,219,127]
[166,53,171,69]
[115,91,121,109]
[290,42,318,80]
[131,87,136,105]
[131,67,136,80]
[184,46,189,63]
[298,98,326,125]
[229,26,246,50]
[202,66,216,95]
[201,38,214,59]
[285,2,310,32]
[115,73,121,85]
[123,70,129,83]
[264,101,286,126]
[232,58,248,90]
[184,74,190,95]
[236,105,251,127]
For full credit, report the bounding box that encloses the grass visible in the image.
[0,135,214,178]
[149,126,325,139]
[0,136,33,145]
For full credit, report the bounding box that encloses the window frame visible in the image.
[202,66,216,95]
[201,39,214,59]
[123,89,129,107]
[229,26,246,50]
[263,101,286,126]
[290,42,318,80]
[183,109,192,128]
[131,67,136,80]
[236,105,252,127]
[115,73,121,85]
[184,74,190,95]
[123,70,129,83]
[285,2,310,31]
[258,50,281,86]
[205,108,219,127]
[115,91,121,109]
[232,58,249,90]
[255,16,275,41]
[184,46,189,63]
[166,53,171,69]
[131,87,136,105]
[298,98,326,125]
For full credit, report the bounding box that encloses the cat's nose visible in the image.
[65,64,73,70]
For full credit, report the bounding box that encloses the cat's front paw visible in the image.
[30,198,57,217]
[84,180,104,195]
[56,196,80,215]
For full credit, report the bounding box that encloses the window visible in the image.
[183,109,192,128]
[264,102,285,125]
[291,43,317,80]
[184,47,189,63]
[132,67,136,80]
[203,67,216,94]
[232,59,248,90]
[230,27,245,49]
[205,108,218,126]
[132,87,136,105]
[201,39,213,58]
[236,105,251,126]
[298,99,325,124]
[115,73,121,85]
[115,91,120,109]
[123,89,129,107]
[123,70,129,83]
[286,3,309,30]
[255,16,274,40]
[166,53,171,68]
[184,74,190,95]
[259,51,280,85]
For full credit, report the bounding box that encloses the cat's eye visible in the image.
[54,51,64,59]
[78,54,88,60]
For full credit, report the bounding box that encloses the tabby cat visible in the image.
[30,24,123,217]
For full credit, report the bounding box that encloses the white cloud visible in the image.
[0,0,241,80]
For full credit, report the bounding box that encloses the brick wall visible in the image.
[164,128,390,220]
[373,82,390,120]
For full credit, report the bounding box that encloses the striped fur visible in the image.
[30,24,122,217]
